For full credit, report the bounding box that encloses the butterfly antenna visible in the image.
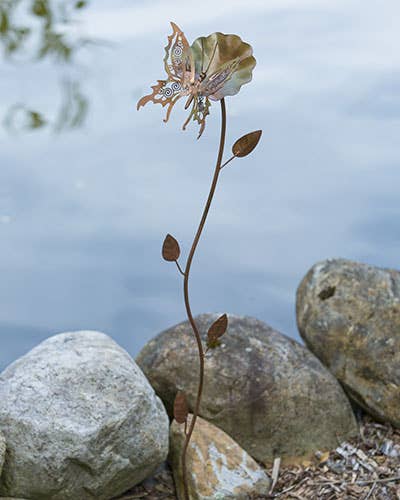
[189,50,195,84]
[201,39,205,73]
[205,41,218,74]
[199,40,218,82]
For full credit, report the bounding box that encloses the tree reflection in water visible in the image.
[0,0,91,132]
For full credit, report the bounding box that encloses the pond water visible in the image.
[1,0,400,370]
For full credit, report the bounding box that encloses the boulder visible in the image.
[0,331,169,499]
[136,314,358,463]
[170,415,270,500]
[0,432,5,478]
[297,258,400,427]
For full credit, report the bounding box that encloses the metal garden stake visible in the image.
[137,21,261,500]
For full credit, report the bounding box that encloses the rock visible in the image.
[170,414,270,500]
[136,314,358,463]
[0,331,169,500]
[297,258,400,427]
[0,432,5,478]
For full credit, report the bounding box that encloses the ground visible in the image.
[115,414,400,499]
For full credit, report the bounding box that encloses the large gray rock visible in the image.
[0,432,5,478]
[136,314,358,464]
[0,331,169,500]
[297,258,400,427]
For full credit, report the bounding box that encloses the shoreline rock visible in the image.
[137,313,358,464]
[297,258,400,428]
[0,432,5,478]
[169,414,270,500]
[0,330,169,499]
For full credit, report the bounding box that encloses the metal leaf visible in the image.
[162,234,180,261]
[232,130,262,158]
[207,314,228,348]
[174,391,189,424]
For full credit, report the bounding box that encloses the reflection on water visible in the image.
[1,0,90,132]
[1,1,400,371]
[4,79,88,131]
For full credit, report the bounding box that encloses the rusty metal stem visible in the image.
[181,98,226,500]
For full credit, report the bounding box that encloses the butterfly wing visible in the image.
[198,57,241,99]
[164,22,194,84]
[137,79,184,123]
[137,22,193,123]
[182,96,211,139]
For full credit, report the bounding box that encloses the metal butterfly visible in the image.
[137,22,241,139]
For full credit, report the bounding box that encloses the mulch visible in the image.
[115,414,400,499]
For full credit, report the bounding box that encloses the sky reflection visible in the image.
[1,0,400,370]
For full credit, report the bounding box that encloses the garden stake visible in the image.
[137,22,261,500]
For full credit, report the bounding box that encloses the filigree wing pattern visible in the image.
[136,22,194,122]
[137,79,184,123]
[164,22,193,83]
[199,57,241,97]
[182,96,211,139]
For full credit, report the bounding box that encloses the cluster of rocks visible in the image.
[0,258,398,499]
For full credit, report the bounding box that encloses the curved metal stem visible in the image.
[181,98,227,500]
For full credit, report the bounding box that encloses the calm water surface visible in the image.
[1,0,400,370]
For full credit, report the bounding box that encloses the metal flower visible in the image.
[137,22,256,138]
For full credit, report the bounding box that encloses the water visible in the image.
[1,0,400,371]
